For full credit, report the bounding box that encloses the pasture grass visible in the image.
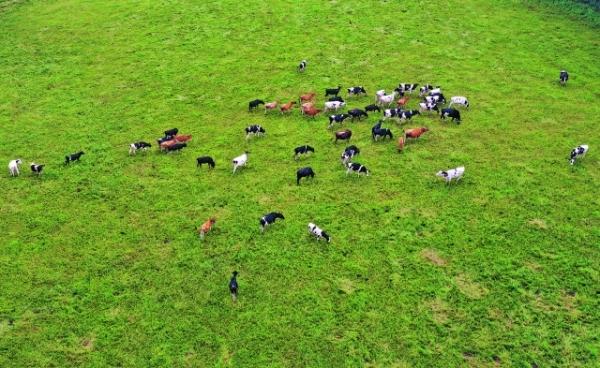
[0,0,599,366]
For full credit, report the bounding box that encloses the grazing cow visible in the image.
[160,139,179,151]
[334,129,352,144]
[424,93,446,104]
[324,101,345,112]
[260,212,285,231]
[249,99,265,111]
[347,86,367,96]
[229,271,239,302]
[196,156,216,169]
[65,151,84,164]
[300,92,316,103]
[383,108,402,120]
[8,159,22,176]
[264,101,279,113]
[296,167,315,185]
[245,125,266,139]
[308,222,331,242]
[164,128,178,138]
[198,218,216,240]
[559,70,569,85]
[436,166,465,184]
[569,145,588,165]
[397,136,405,152]
[294,145,315,160]
[328,96,345,103]
[348,108,368,121]
[298,60,307,72]
[372,127,393,141]
[429,87,442,95]
[397,83,419,94]
[129,141,152,155]
[346,162,369,176]
[396,95,410,108]
[377,91,397,106]
[325,86,342,97]
[419,102,439,113]
[157,136,173,145]
[328,113,350,128]
[304,107,323,118]
[399,110,420,121]
[419,84,437,96]
[165,142,187,153]
[174,134,192,143]
[405,127,429,139]
[280,101,296,114]
[365,104,381,113]
[341,145,360,164]
[448,96,469,109]
[440,108,461,123]
[232,151,249,173]
[30,163,44,175]
[301,102,315,115]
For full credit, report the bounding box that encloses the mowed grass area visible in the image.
[0,0,599,366]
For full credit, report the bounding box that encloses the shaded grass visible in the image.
[0,0,599,366]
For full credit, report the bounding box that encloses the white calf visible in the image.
[232,152,249,173]
[377,92,397,106]
[448,96,469,108]
[436,166,465,184]
[324,101,345,112]
[8,159,22,176]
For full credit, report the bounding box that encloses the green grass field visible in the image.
[1,0,599,366]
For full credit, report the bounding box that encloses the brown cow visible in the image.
[404,127,429,139]
[299,92,316,103]
[280,101,296,114]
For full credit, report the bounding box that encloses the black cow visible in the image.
[341,145,360,164]
[347,86,367,96]
[294,145,315,160]
[328,113,350,128]
[166,143,187,152]
[296,167,315,185]
[65,151,84,164]
[346,162,369,176]
[260,212,285,231]
[372,128,393,141]
[365,104,381,113]
[164,128,178,138]
[348,108,368,121]
[328,96,345,103]
[298,60,307,72]
[560,70,569,85]
[30,163,45,175]
[325,86,342,97]
[440,108,461,123]
[229,271,239,302]
[248,99,265,111]
[196,156,215,169]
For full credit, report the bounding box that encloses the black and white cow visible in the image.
[397,83,419,94]
[400,110,420,121]
[419,102,439,113]
[341,145,360,164]
[559,70,569,86]
[164,128,178,138]
[347,86,367,96]
[569,144,588,165]
[328,96,345,103]
[65,151,84,164]
[129,141,152,155]
[419,84,438,96]
[30,163,45,175]
[297,60,307,73]
[166,143,187,152]
[229,271,239,302]
[372,127,393,141]
[383,108,403,120]
[328,113,350,128]
[436,166,465,184]
[260,212,285,231]
[196,156,216,169]
[364,104,381,113]
[440,108,461,123]
[348,108,368,121]
[424,93,446,104]
[296,167,315,185]
[448,96,469,109]
[294,145,315,160]
[308,222,331,242]
[232,152,249,173]
[245,125,266,139]
[325,86,342,97]
[346,162,369,176]
[248,99,265,111]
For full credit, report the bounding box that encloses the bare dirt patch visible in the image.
[420,248,447,266]
[455,274,488,299]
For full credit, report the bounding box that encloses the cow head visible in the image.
[436,171,448,178]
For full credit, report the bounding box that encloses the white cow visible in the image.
[8,159,22,176]
[308,222,331,242]
[448,96,469,108]
[324,101,345,112]
[232,152,249,173]
[436,166,465,184]
[377,91,397,106]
